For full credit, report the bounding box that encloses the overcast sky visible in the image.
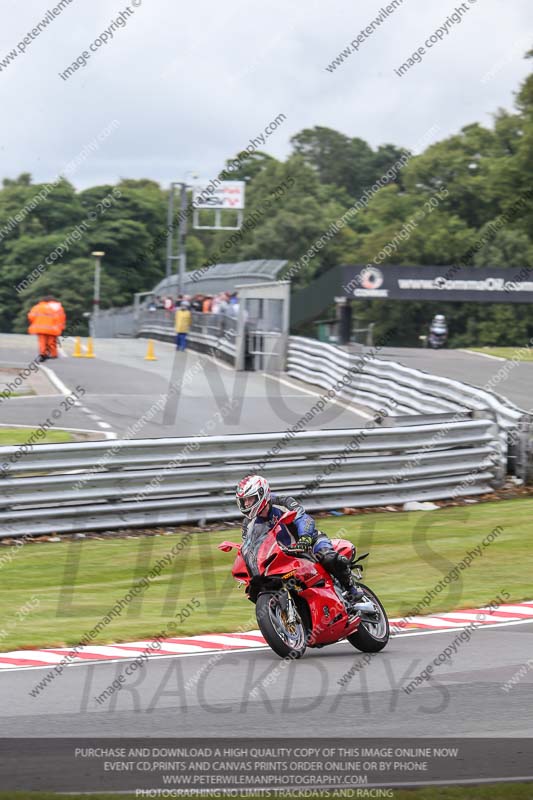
[1,0,532,190]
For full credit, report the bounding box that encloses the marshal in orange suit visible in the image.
[27,296,66,361]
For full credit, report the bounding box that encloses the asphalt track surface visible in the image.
[363,346,533,412]
[0,334,370,438]
[1,619,532,737]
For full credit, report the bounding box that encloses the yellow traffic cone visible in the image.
[144,339,157,361]
[83,337,95,358]
[73,337,82,357]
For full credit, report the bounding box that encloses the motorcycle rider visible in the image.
[426,313,448,349]
[430,314,448,334]
[236,475,363,604]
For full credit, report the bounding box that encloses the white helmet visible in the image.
[236,474,271,519]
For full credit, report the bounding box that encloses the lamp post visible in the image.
[177,182,187,297]
[165,173,198,295]
[91,250,105,337]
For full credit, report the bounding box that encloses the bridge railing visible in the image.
[137,309,238,363]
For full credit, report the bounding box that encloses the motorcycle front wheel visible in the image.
[256,591,307,659]
[347,583,389,653]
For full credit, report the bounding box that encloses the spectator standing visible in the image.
[220,292,231,315]
[191,294,203,312]
[163,296,174,317]
[228,291,239,317]
[211,294,221,314]
[175,301,192,351]
[27,295,66,362]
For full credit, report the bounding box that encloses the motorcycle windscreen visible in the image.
[241,520,275,577]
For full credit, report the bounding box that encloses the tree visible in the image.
[14,258,120,336]
[401,124,500,229]
[472,225,533,268]
[221,150,277,182]
[290,126,405,199]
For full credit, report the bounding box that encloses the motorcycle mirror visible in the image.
[218,541,240,552]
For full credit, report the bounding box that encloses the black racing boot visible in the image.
[317,550,364,603]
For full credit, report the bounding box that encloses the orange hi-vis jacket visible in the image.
[27,300,66,336]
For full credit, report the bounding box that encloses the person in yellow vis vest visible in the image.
[175,301,192,351]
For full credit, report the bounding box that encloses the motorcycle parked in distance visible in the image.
[218,510,389,659]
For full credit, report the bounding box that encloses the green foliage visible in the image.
[0,58,532,347]
[472,225,533,268]
[14,258,119,336]
[290,126,408,198]
[222,149,276,182]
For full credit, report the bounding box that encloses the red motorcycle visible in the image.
[218,511,389,659]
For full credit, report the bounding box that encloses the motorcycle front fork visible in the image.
[279,588,298,624]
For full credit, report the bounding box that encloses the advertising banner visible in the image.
[342,265,533,303]
[192,181,245,210]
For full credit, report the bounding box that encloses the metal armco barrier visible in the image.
[0,418,504,538]
[287,336,528,474]
[515,416,533,484]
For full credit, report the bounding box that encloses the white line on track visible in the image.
[5,617,532,674]
[0,394,58,400]
[39,364,72,396]
[38,364,117,438]
[458,348,507,361]
[262,372,374,420]
[390,618,533,637]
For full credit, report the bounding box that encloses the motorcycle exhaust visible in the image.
[352,600,376,614]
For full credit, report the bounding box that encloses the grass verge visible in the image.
[0,390,34,398]
[0,426,74,445]
[468,347,533,361]
[0,498,531,651]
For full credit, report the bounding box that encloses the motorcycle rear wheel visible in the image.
[256,591,307,659]
[347,584,389,653]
